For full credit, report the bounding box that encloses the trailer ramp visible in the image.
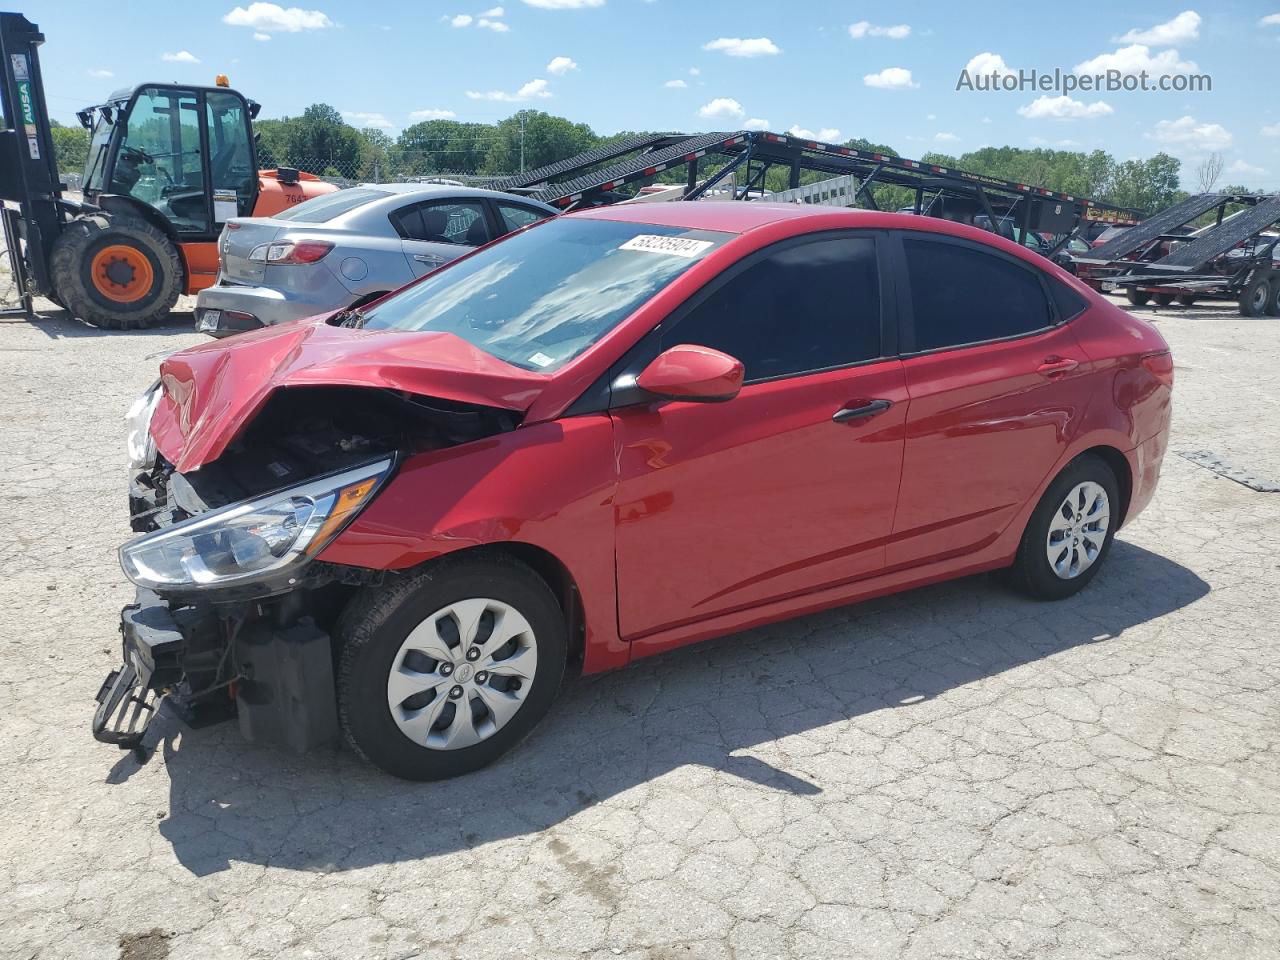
[486,134,681,192]
[1149,196,1280,271]
[1080,193,1226,263]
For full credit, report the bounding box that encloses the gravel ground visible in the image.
[1,296,1278,960]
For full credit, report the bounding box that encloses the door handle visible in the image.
[832,399,892,423]
[1036,356,1080,377]
[413,254,445,265]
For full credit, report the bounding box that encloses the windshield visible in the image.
[273,187,391,223]
[361,218,730,372]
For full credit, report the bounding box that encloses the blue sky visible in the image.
[24,0,1280,188]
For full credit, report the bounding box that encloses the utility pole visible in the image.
[519,112,526,173]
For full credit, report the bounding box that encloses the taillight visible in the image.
[1141,351,1174,388]
[247,240,334,264]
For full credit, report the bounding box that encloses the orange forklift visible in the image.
[0,11,337,328]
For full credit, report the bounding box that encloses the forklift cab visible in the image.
[78,83,260,240]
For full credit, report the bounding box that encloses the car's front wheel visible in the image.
[1009,455,1119,601]
[336,556,567,780]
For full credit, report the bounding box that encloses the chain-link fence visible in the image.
[259,157,512,189]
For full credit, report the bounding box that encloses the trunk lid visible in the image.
[151,318,548,472]
[218,217,288,285]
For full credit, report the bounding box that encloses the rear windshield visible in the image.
[361,218,730,372]
[273,187,392,223]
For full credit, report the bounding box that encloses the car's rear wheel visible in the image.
[336,555,567,780]
[1124,289,1150,306]
[1009,455,1119,601]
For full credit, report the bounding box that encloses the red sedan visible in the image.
[101,202,1173,780]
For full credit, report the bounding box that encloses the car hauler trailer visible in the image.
[1074,192,1280,316]
[486,129,1141,260]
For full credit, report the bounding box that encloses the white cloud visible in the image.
[1228,158,1267,177]
[981,116,992,124]
[1263,123,1280,137]
[409,108,457,120]
[689,67,701,76]
[697,97,744,119]
[1030,136,1081,147]
[161,50,200,63]
[1149,115,1232,151]
[935,132,959,143]
[1263,13,1280,26]
[1075,44,1198,77]
[743,117,770,130]
[521,0,604,7]
[449,14,473,26]
[663,79,687,88]
[466,78,551,101]
[253,32,271,41]
[481,5,505,15]
[863,67,917,89]
[848,21,910,39]
[546,56,578,75]
[222,3,332,32]
[477,17,509,30]
[964,52,1015,76]
[703,37,780,58]
[87,68,114,78]
[926,113,936,121]
[343,111,394,130]
[1116,10,1201,46]
[1017,95,1114,120]
[788,125,841,142]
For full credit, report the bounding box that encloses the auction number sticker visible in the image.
[619,235,714,258]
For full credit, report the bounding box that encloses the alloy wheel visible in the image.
[1045,481,1110,579]
[385,598,538,750]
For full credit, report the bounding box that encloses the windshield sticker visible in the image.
[527,352,555,368]
[619,235,714,258]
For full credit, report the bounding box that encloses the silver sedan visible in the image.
[194,184,557,337]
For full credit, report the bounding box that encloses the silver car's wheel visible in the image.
[386,597,538,751]
[1045,481,1111,579]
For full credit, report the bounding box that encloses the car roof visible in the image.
[356,183,555,207]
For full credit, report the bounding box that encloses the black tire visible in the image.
[1266,280,1280,318]
[49,214,182,329]
[336,555,567,781]
[1238,276,1271,318]
[1124,289,1150,306]
[1176,294,1197,307]
[1008,454,1120,601]
[1152,293,1176,307]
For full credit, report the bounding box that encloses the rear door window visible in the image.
[497,202,552,233]
[902,237,1052,351]
[665,235,881,381]
[392,200,491,245]
[273,187,392,223]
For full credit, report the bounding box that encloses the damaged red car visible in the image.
[97,203,1173,780]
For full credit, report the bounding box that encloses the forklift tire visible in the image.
[1152,293,1176,307]
[49,215,182,330]
[1238,277,1271,318]
[1124,289,1150,306]
[1176,295,1197,307]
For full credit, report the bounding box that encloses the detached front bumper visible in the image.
[92,587,341,753]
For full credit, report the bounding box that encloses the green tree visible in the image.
[357,128,394,181]
[482,110,597,175]
[50,120,89,175]
[1107,152,1182,213]
[395,119,497,176]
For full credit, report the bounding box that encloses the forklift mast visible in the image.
[0,11,64,300]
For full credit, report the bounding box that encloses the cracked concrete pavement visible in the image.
[1,297,1278,959]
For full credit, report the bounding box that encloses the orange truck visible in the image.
[0,12,337,328]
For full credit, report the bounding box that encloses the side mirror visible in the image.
[636,344,744,403]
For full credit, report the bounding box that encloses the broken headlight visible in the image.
[125,381,162,469]
[119,458,393,591]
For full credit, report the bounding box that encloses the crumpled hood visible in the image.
[151,318,546,472]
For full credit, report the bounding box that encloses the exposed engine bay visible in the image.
[98,385,519,753]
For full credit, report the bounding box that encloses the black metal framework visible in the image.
[489,130,1143,243]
